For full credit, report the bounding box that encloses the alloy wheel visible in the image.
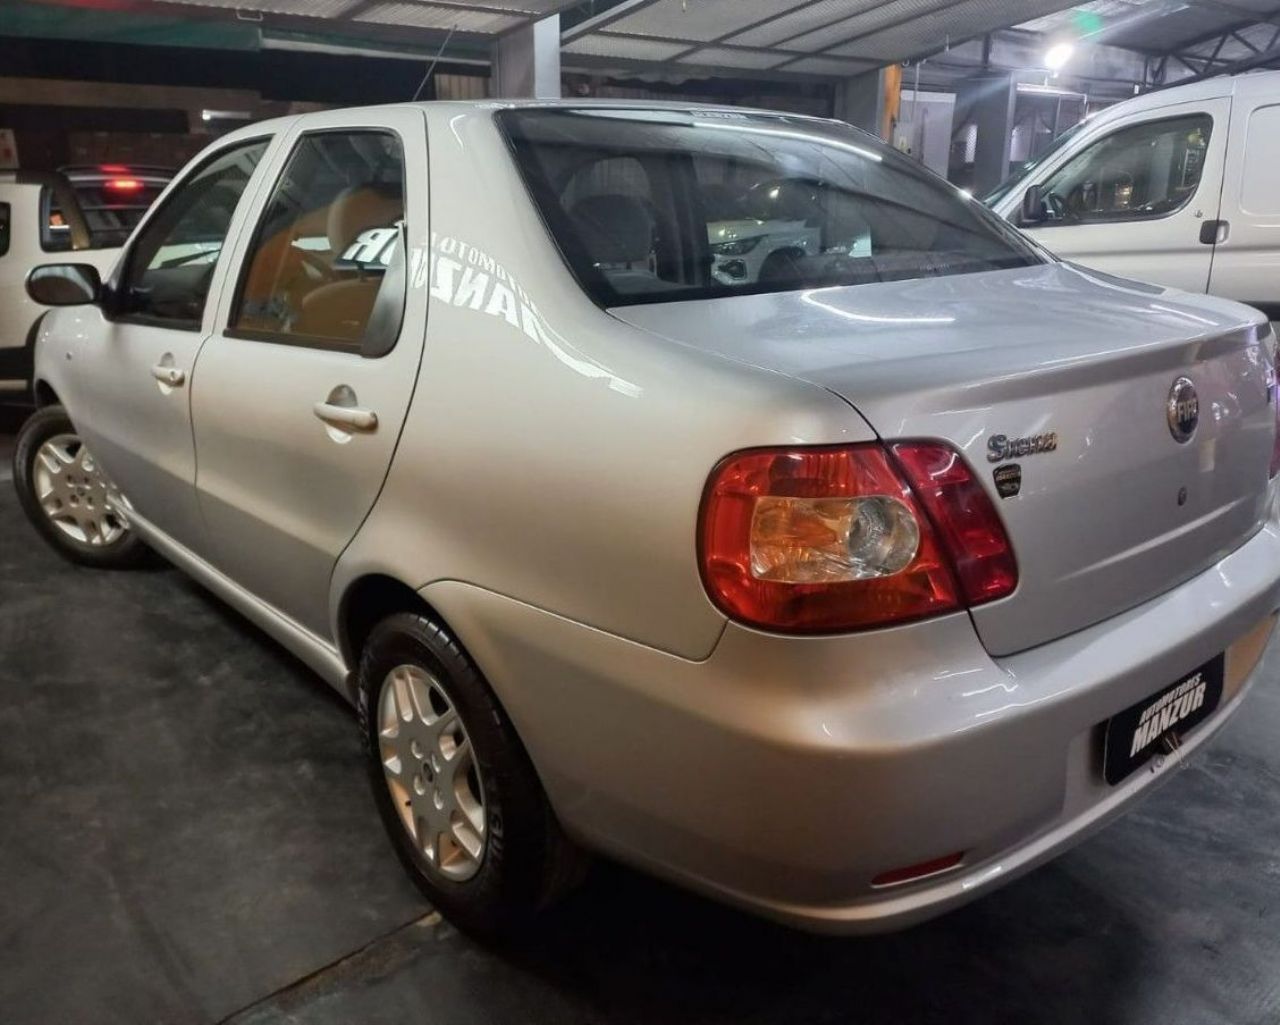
[378,664,487,881]
[32,434,129,547]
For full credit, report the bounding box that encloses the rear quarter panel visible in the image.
[331,106,872,661]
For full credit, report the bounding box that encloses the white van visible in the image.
[988,70,1280,319]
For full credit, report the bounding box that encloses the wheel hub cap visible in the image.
[32,434,129,547]
[378,664,487,881]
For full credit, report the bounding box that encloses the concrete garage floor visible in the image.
[2,406,1280,1025]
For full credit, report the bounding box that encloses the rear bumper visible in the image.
[424,515,1280,934]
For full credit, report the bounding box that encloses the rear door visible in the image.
[1018,96,1230,292]
[191,107,428,637]
[68,137,275,552]
[1207,78,1280,316]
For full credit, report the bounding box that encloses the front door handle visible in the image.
[1199,219,1229,245]
[313,401,378,432]
[150,364,186,387]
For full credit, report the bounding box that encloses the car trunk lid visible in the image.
[611,263,1276,655]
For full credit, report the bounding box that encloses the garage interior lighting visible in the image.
[201,109,253,122]
[1044,42,1075,71]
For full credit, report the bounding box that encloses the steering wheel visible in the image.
[1045,191,1068,220]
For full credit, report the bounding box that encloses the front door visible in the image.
[70,138,275,552]
[1020,98,1230,293]
[70,138,275,551]
[191,108,428,637]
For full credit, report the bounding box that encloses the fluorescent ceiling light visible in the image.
[1045,43,1074,71]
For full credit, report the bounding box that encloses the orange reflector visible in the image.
[871,851,964,889]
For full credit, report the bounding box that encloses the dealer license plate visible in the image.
[1102,655,1224,786]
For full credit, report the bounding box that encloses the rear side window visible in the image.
[1035,114,1211,225]
[0,202,9,257]
[40,188,74,252]
[119,140,268,328]
[498,108,1040,307]
[230,131,406,352]
[1240,104,1280,216]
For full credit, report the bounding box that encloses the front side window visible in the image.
[119,140,268,328]
[230,131,405,351]
[1033,114,1211,226]
[0,202,9,257]
[499,108,1041,307]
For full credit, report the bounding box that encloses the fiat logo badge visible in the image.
[1167,377,1199,444]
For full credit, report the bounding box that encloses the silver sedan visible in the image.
[13,100,1280,936]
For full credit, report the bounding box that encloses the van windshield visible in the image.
[982,118,1089,206]
[498,107,1044,307]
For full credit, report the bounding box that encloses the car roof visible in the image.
[411,97,837,121]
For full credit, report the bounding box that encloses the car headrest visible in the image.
[328,185,403,257]
[568,194,654,266]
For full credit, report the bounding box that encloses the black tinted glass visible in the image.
[499,108,1043,307]
[232,131,405,351]
[121,141,267,327]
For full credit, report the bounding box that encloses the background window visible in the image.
[232,131,405,349]
[0,202,9,257]
[1035,114,1211,225]
[119,140,267,327]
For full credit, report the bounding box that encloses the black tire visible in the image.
[12,404,151,570]
[358,612,586,938]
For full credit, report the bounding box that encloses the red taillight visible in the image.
[699,442,1016,634]
[890,442,1019,605]
[105,177,143,192]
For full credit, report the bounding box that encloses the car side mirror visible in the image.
[26,263,102,307]
[1020,184,1047,225]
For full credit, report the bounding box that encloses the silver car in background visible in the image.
[13,101,1280,936]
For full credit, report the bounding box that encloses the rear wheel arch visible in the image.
[338,573,441,669]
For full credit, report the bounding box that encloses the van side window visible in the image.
[118,140,268,329]
[0,202,9,257]
[230,131,406,353]
[1035,114,1211,226]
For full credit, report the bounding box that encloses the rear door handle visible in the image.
[150,364,186,387]
[313,401,378,432]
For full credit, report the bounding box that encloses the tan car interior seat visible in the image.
[292,185,403,343]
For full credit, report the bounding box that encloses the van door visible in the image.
[190,108,428,638]
[1017,97,1231,292]
[1206,80,1280,317]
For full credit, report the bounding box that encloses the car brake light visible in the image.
[105,178,143,192]
[699,442,1017,633]
[889,442,1019,605]
[699,444,962,633]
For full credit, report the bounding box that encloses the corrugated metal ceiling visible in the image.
[564,0,1280,77]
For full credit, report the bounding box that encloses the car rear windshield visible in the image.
[498,107,1044,307]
